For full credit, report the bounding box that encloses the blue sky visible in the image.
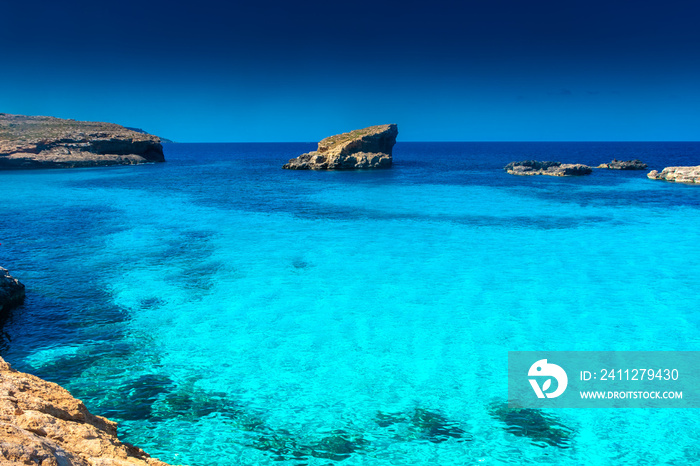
[2,0,699,142]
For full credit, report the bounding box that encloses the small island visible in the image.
[504,160,593,177]
[648,166,700,184]
[283,124,398,170]
[0,113,165,169]
[597,159,647,170]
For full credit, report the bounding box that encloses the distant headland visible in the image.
[0,113,165,169]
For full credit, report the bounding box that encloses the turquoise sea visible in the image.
[2,142,700,465]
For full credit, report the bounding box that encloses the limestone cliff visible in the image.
[0,114,165,169]
[283,124,398,170]
[647,166,700,184]
[0,356,172,465]
[505,160,592,177]
[0,267,24,314]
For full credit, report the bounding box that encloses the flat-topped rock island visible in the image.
[0,113,165,169]
[283,124,398,170]
[647,166,700,184]
[504,160,593,177]
[596,159,647,170]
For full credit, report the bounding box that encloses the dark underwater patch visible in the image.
[292,258,310,269]
[311,431,366,461]
[153,385,253,425]
[100,374,175,421]
[375,408,471,443]
[252,429,366,463]
[252,430,312,463]
[285,203,617,230]
[411,408,470,443]
[489,401,574,448]
[17,339,135,390]
[139,296,166,310]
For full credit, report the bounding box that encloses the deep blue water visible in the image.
[2,142,700,465]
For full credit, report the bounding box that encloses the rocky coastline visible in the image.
[504,160,593,177]
[0,113,165,169]
[0,356,171,465]
[0,267,25,314]
[647,166,700,184]
[1,269,171,464]
[283,124,397,170]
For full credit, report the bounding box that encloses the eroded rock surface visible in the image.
[0,113,165,169]
[283,124,397,170]
[0,356,172,465]
[597,159,647,170]
[505,160,592,177]
[647,166,700,184]
[0,267,24,314]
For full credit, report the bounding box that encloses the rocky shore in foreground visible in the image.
[0,269,172,465]
[0,113,165,169]
[0,356,172,465]
[283,124,398,170]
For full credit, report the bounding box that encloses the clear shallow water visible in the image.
[2,142,700,465]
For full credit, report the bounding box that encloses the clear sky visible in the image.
[2,0,699,142]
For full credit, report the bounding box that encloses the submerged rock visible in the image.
[253,432,311,462]
[505,160,592,177]
[311,431,365,461]
[597,159,647,170]
[0,267,25,313]
[252,429,365,462]
[0,113,165,169]
[489,402,574,448]
[375,408,470,443]
[0,356,171,465]
[648,166,700,184]
[410,408,469,443]
[283,124,398,170]
[102,374,175,421]
[375,411,407,428]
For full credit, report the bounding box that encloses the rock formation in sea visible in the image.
[0,267,24,314]
[647,166,700,184]
[596,159,647,170]
[283,124,398,170]
[0,356,172,465]
[0,113,165,169]
[504,160,593,177]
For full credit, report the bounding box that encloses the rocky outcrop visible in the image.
[597,159,647,170]
[283,124,397,170]
[505,160,592,177]
[0,267,24,314]
[647,166,700,184]
[0,356,172,465]
[0,114,165,169]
